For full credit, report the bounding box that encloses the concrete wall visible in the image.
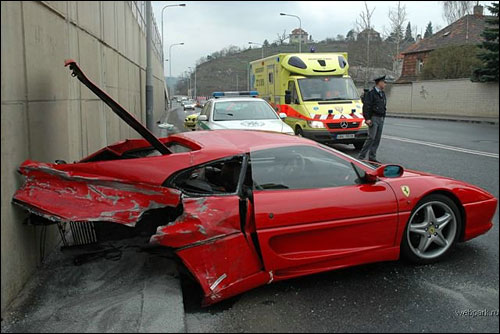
[1,1,165,314]
[385,79,499,118]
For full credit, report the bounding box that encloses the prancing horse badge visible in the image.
[401,185,410,197]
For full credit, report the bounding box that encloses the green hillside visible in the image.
[177,39,399,96]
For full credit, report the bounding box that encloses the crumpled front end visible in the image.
[151,196,271,306]
[12,161,270,305]
[12,160,181,226]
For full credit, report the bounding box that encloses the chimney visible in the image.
[473,5,483,17]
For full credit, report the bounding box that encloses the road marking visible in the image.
[383,135,499,159]
[391,123,422,128]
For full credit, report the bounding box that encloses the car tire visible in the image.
[353,141,365,150]
[295,126,304,137]
[401,194,462,265]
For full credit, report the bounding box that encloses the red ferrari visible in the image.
[12,61,497,306]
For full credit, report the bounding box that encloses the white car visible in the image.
[195,91,294,135]
[182,99,197,110]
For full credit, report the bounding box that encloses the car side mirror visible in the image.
[284,90,292,104]
[381,165,404,178]
[198,115,208,122]
[365,164,404,182]
[279,112,287,119]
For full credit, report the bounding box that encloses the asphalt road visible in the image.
[163,104,499,333]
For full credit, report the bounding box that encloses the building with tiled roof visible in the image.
[289,28,309,44]
[357,28,382,41]
[397,5,492,82]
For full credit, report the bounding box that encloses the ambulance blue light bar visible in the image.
[212,91,259,98]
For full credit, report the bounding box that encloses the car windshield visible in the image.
[213,100,279,121]
[298,76,360,101]
[318,143,376,170]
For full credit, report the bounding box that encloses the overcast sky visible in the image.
[152,1,492,77]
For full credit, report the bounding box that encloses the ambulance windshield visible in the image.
[298,76,360,102]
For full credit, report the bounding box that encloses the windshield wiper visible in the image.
[303,98,324,101]
[260,183,289,189]
[324,97,354,101]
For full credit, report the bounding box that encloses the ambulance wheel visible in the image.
[295,126,304,137]
[354,141,365,150]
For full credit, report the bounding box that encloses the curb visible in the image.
[386,114,499,125]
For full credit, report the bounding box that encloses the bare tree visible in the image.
[275,29,288,45]
[388,1,407,56]
[356,1,376,87]
[442,1,475,24]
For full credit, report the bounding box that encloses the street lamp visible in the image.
[161,3,186,68]
[248,42,264,59]
[189,66,197,99]
[169,42,184,78]
[280,12,302,53]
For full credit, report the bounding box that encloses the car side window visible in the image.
[288,81,298,104]
[170,156,243,196]
[250,145,358,190]
[201,101,211,117]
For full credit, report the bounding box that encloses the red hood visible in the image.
[381,168,495,204]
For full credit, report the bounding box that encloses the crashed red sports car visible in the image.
[12,61,497,306]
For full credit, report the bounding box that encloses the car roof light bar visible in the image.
[212,91,259,98]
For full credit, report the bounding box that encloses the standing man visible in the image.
[358,75,387,163]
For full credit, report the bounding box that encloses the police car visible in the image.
[194,91,294,135]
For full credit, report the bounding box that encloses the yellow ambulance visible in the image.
[249,53,368,149]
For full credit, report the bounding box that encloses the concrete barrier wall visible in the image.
[1,1,165,314]
[385,79,499,118]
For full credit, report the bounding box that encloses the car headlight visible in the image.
[307,121,325,129]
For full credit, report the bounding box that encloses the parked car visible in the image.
[194,91,294,135]
[14,60,496,307]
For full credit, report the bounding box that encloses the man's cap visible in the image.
[374,75,386,83]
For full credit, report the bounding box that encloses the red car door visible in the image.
[250,145,400,281]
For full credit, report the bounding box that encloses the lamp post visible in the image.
[160,3,186,66]
[146,1,153,130]
[248,41,264,59]
[189,66,197,99]
[280,12,302,53]
[169,42,184,78]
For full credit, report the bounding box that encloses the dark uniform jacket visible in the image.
[362,87,387,120]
